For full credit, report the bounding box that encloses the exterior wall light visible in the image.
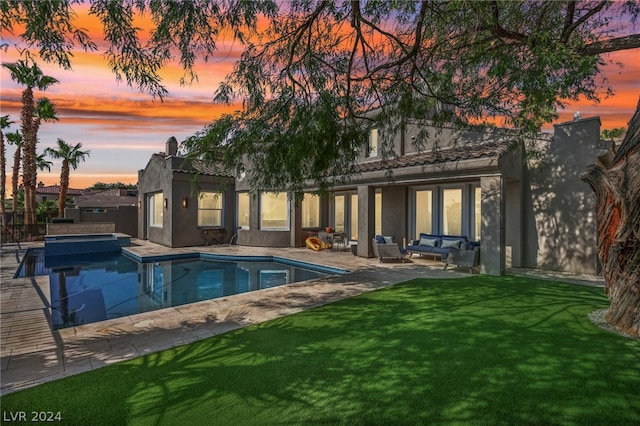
[182,197,188,208]
[164,198,168,209]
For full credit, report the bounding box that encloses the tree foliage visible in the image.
[1,58,59,224]
[87,181,137,190]
[45,138,90,215]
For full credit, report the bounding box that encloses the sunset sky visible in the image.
[1,6,639,190]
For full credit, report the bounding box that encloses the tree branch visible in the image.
[351,0,429,82]
[580,34,640,55]
[561,1,576,43]
[490,0,527,43]
[563,1,607,43]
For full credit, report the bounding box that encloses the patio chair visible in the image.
[371,238,409,263]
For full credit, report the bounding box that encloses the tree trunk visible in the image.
[581,101,640,338]
[59,161,69,216]
[11,148,20,215]
[20,87,36,226]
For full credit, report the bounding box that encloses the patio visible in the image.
[1,239,471,395]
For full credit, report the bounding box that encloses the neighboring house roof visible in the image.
[35,185,83,196]
[357,139,515,173]
[74,188,138,209]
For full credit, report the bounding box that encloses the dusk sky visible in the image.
[1,7,639,190]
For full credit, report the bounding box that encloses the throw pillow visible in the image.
[383,236,393,244]
[375,235,386,244]
[441,239,461,249]
[419,237,437,247]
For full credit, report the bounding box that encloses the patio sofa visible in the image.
[372,236,409,263]
[407,233,480,263]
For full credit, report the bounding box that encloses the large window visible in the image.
[198,191,223,227]
[302,194,320,228]
[261,192,289,230]
[350,194,358,240]
[334,195,345,232]
[237,192,250,229]
[368,128,378,157]
[415,190,432,238]
[149,192,163,227]
[442,188,462,235]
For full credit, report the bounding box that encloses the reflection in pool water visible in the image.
[17,249,335,330]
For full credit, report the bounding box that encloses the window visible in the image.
[302,194,320,228]
[334,195,345,232]
[149,192,163,227]
[442,188,462,235]
[375,192,382,236]
[260,192,289,230]
[415,190,432,238]
[350,194,358,240]
[198,191,223,227]
[237,192,250,229]
[368,128,378,157]
[474,186,481,241]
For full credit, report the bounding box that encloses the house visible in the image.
[137,116,609,276]
[137,137,236,247]
[64,188,139,236]
[35,183,83,204]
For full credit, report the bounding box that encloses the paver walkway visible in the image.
[2,239,478,395]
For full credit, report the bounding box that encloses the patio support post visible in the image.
[357,185,376,257]
[480,175,506,275]
[290,197,303,247]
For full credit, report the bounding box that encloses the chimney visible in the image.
[38,181,45,188]
[166,136,178,156]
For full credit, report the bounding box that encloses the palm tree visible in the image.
[6,131,23,217]
[2,60,59,225]
[24,97,59,224]
[0,115,12,227]
[36,152,53,173]
[45,139,90,217]
[36,199,58,223]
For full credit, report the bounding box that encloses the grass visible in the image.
[2,276,639,425]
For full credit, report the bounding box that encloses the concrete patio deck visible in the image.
[1,239,477,396]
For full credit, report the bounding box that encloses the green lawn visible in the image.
[2,276,639,425]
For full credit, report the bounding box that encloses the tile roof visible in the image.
[177,158,236,178]
[356,139,514,173]
[150,153,235,178]
[35,185,83,195]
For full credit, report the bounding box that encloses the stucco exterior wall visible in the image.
[381,185,408,244]
[521,117,601,274]
[46,222,116,235]
[137,154,235,248]
[65,206,138,236]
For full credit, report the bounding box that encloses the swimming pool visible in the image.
[16,249,344,330]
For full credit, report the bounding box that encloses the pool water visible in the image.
[17,249,333,330]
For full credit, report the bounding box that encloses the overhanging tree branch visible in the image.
[580,34,640,55]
